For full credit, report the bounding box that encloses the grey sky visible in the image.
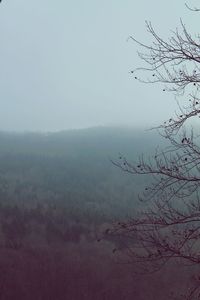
[0,1,197,131]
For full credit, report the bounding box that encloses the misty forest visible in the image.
[0,128,186,300]
[1,1,200,300]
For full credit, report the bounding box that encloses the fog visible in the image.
[0,2,199,299]
[0,0,195,131]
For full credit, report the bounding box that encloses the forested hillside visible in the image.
[0,127,185,300]
[0,127,159,220]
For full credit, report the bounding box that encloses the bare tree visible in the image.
[108,3,200,299]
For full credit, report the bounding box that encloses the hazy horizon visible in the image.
[0,124,153,134]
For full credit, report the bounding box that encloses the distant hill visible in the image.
[0,126,162,157]
[0,127,164,221]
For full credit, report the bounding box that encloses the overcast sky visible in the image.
[0,1,198,131]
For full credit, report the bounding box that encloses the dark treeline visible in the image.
[0,127,189,299]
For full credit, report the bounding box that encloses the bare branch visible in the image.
[109,5,200,299]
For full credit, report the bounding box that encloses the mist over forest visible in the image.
[0,127,189,299]
[1,0,199,298]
